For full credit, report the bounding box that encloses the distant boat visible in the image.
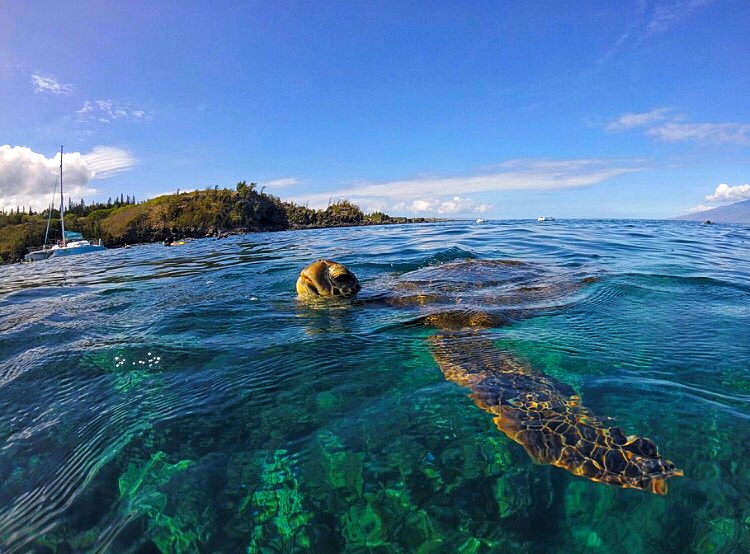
[24,146,106,262]
[475,218,485,224]
[537,216,556,222]
[49,237,106,257]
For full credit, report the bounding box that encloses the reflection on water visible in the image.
[0,220,749,552]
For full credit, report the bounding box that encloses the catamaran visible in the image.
[24,146,106,261]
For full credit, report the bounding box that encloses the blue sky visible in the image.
[1,0,748,218]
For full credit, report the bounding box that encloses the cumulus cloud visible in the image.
[287,157,640,216]
[76,100,149,123]
[685,182,750,214]
[391,197,491,215]
[705,183,750,203]
[31,74,74,95]
[0,145,136,212]
[606,108,750,145]
[262,177,299,188]
[435,196,488,214]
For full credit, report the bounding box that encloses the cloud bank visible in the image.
[686,183,750,214]
[0,145,136,212]
[705,183,750,203]
[287,158,641,216]
[607,108,750,145]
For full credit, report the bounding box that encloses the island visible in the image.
[0,182,434,264]
[674,198,750,225]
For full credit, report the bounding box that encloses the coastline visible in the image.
[0,216,443,265]
[0,186,446,264]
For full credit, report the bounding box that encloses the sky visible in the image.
[1,0,749,219]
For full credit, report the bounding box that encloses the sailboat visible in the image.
[24,146,106,261]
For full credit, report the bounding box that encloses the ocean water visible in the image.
[0,220,748,553]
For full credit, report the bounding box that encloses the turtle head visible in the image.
[296,260,361,299]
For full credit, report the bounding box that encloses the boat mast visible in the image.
[42,175,58,247]
[59,145,66,247]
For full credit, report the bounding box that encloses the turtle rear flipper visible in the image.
[429,333,683,494]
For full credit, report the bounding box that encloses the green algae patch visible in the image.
[119,451,193,498]
[237,449,313,552]
[118,451,213,553]
[307,430,364,504]
[341,502,388,549]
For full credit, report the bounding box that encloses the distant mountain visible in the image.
[674,198,750,224]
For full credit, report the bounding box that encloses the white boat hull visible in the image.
[24,250,54,262]
[51,244,106,257]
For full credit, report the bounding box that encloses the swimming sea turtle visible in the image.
[296,259,683,494]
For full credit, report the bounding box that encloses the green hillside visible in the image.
[0,182,426,263]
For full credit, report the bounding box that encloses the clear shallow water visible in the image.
[0,220,749,553]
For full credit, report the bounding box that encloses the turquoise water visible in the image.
[0,220,749,553]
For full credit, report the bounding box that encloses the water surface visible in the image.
[1,220,749,552]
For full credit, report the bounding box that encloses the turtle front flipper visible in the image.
[429,333,683,494]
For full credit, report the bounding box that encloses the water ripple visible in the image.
[0,219,749,552]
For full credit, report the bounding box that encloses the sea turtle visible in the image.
[296,259,683,494]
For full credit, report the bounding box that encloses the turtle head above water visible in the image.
[296,260,361,299]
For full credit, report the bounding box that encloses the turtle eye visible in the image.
[334,274,356,285]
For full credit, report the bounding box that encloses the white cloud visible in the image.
[593,1,715,73]
[647,122,750,144]
[287,157,640,215]
[685,204,713,214]
[0,145,136,212]
[76,100,149,123]
[705,183,750,203]
[606,108,672,131]
[436,196,488,214]
[647,0,715,33]
[393,197,491,216]
[606,109,750,145]
[262,177,299,188]
[31,74,74,95]
[410,199,437,212]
